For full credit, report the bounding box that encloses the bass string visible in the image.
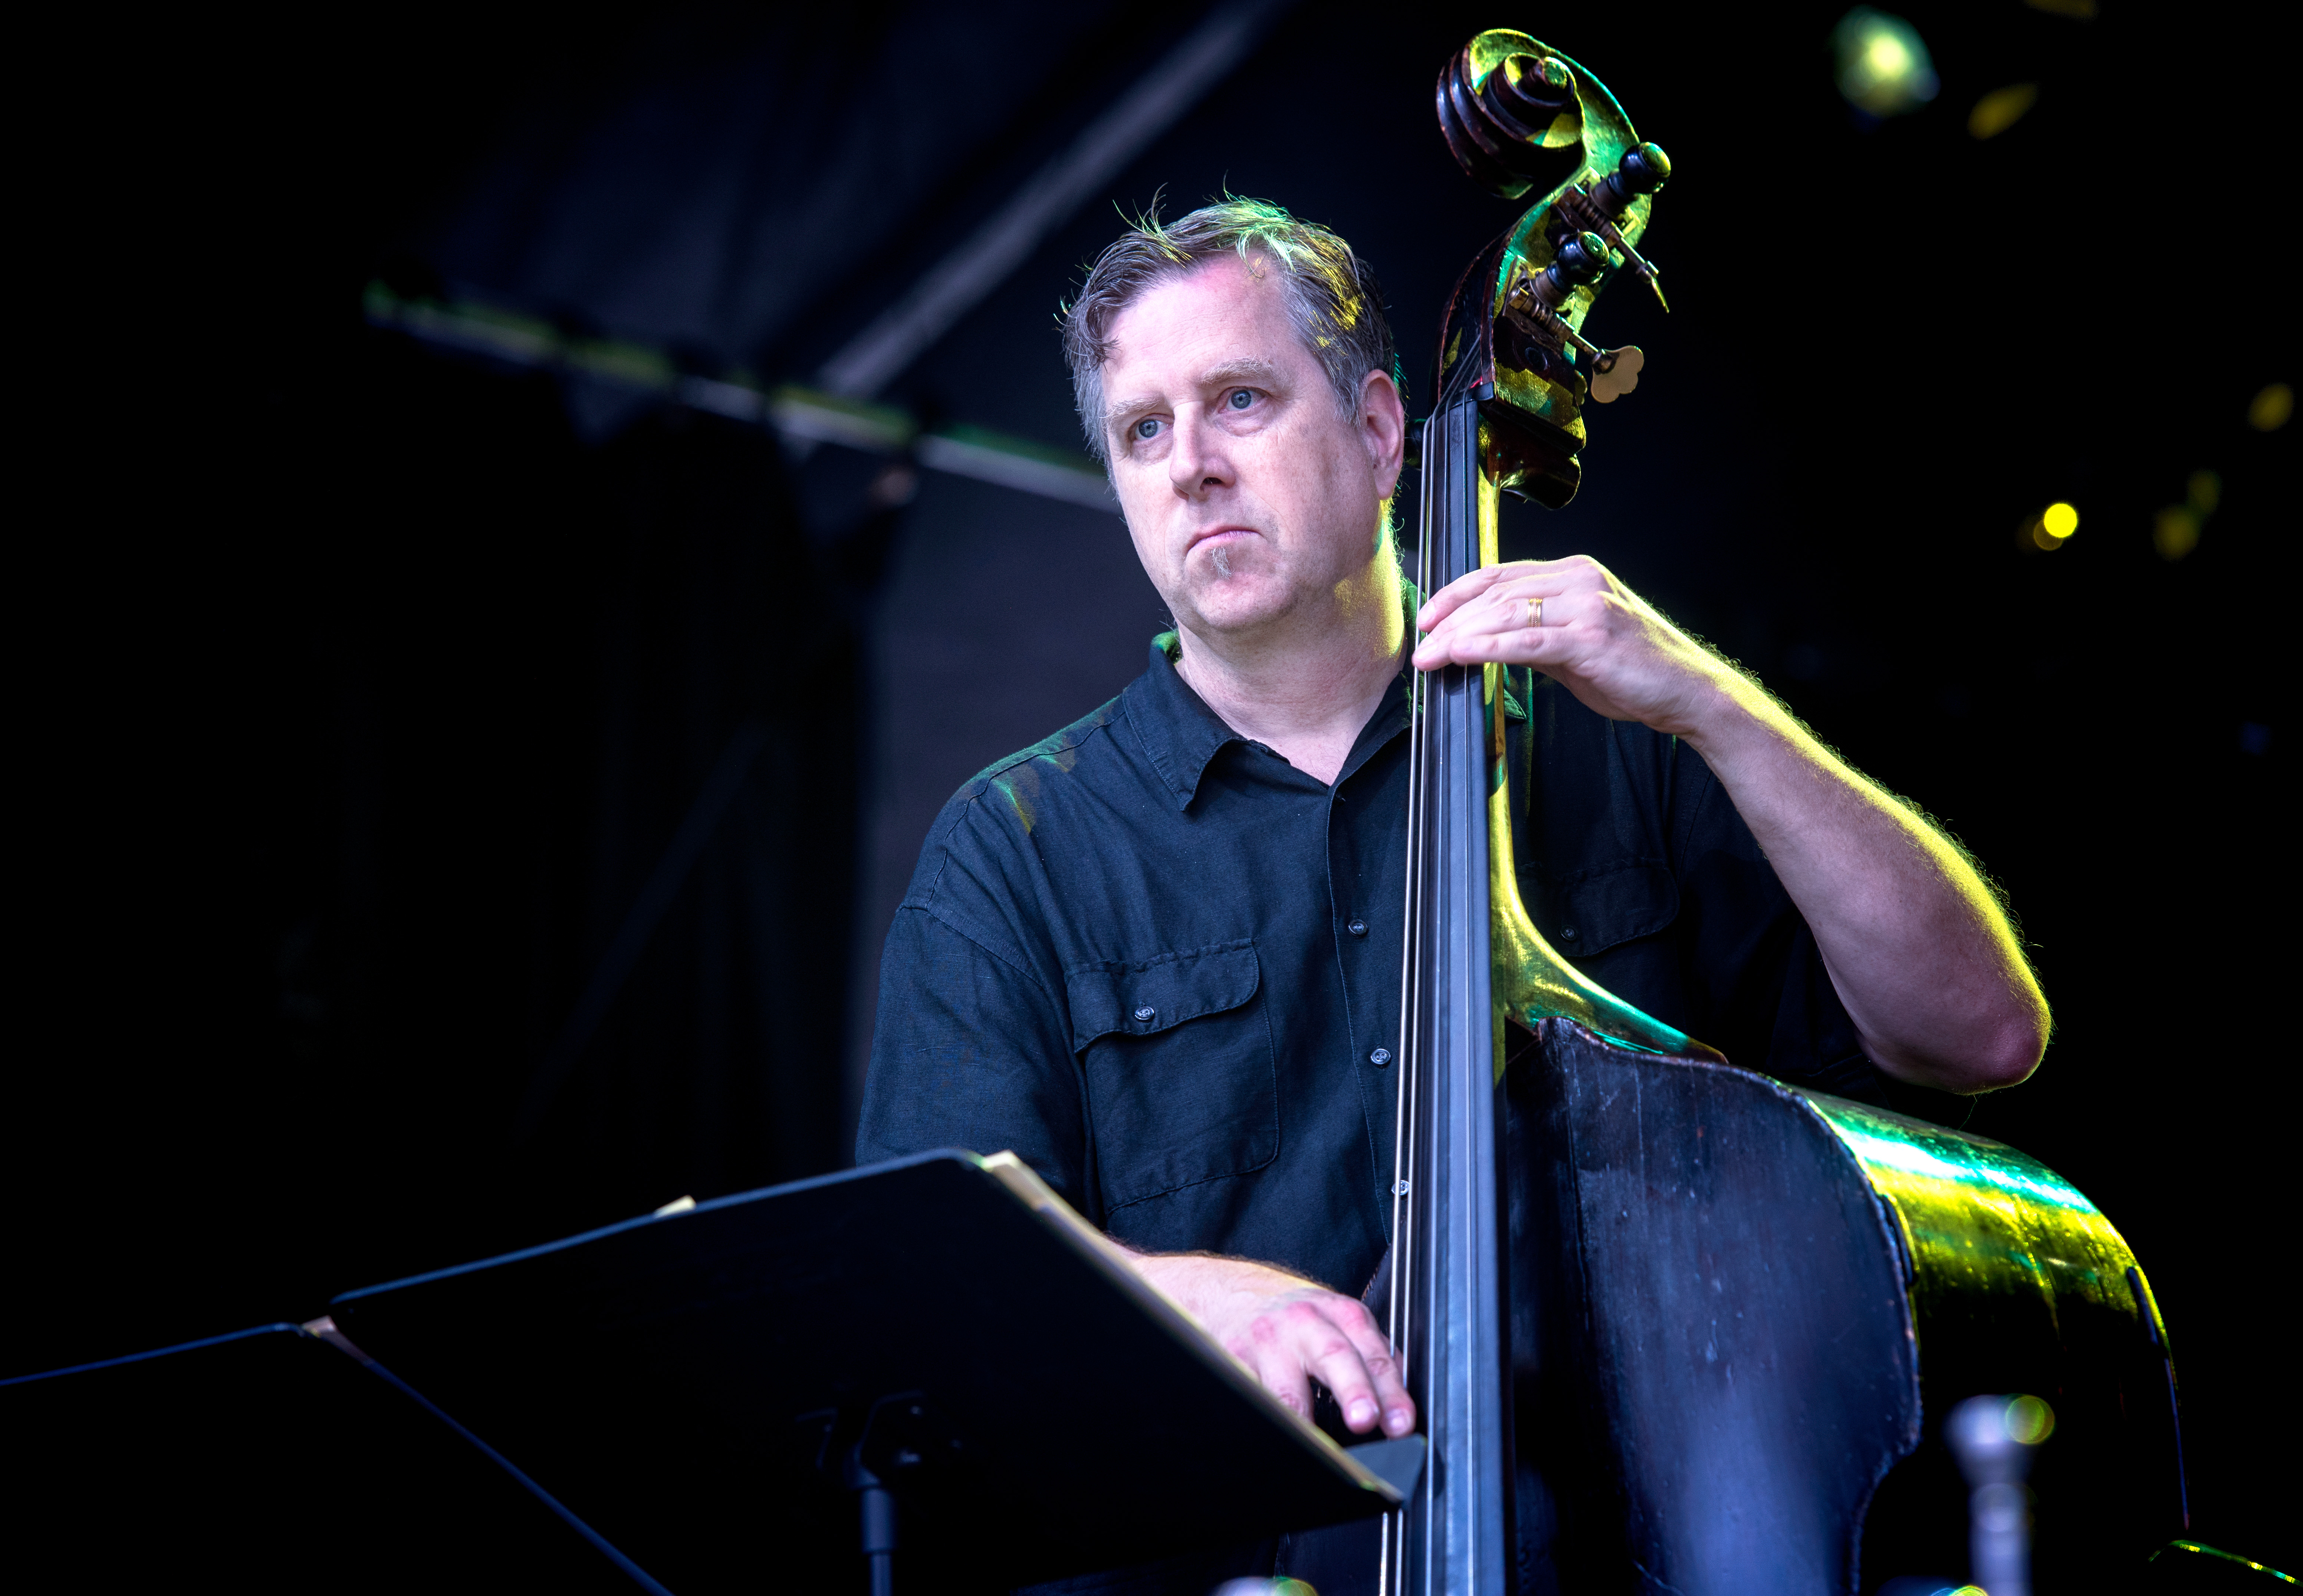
[1381,401,1440,1596]
[1390,399,1442,1375]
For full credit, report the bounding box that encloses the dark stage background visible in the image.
[11,0,2293,1577]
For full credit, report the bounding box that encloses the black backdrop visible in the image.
[11,0,2293,1574]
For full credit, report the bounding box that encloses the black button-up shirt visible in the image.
[858,632,1886,1300]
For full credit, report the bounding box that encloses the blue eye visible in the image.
[1228,388,1254,410]
[1135,417,1160,440]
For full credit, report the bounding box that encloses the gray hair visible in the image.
[1061,197,1402,464]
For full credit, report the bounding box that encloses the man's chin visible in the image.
[1176,579,1300,639]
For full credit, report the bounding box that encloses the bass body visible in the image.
[1503,1020,2185,1592]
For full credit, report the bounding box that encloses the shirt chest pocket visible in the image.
[1064,938,1278,1212]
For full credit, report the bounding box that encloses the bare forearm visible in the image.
[1411,556,2048,1091]
[1123,1247,1265,1323]
[1683,681,2048,1092]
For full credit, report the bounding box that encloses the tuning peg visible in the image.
[1548,232,1611,292]
[1598,142,1672,211]
[1575,144,1672,311]
[1590,346,1645,403]
[1510,228,1614,329]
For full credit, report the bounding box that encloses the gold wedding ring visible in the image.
[1525,597,1544,629]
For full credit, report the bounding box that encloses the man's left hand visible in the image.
[1411,556,1729,737]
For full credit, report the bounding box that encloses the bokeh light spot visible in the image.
[2041,501,2079,539]
[2154,506,2201,561]
[1969,84,2038,139]
[1833,9,1940,117]
[2249,382,2292,431]
[2187,471,2221,515]
[2006,1394,2056,1444]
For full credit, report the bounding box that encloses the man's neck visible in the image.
[1173,572,1406,787]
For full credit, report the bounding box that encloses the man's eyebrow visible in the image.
[1101,391,1162,430]
[1196,357,1287,391]
[1102,358,1291,430]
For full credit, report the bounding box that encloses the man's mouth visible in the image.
[1187,526,1256,560]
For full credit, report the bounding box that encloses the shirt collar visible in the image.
[1124,631,1243,809]
[1123,616,1417,811]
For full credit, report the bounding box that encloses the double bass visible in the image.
[1384,32,2188,1593]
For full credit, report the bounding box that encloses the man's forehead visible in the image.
[1102,258,1311,402]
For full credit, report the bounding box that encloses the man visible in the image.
[856,199,2047,1582]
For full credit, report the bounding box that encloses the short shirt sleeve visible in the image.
[1509,668,1896,1109]
[855,904,1097,1219]
[1665,759,1873,1090]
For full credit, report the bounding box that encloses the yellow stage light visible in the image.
[2249,382,2292,431]
[2041,501,2079,540]
[2155,506,2201,561]
[1833,9,1940,117]
[1969,84,2038,139]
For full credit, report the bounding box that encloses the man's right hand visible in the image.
[1122,1249,1416,1439]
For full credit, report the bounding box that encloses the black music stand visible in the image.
[325,1150,1422,1594]
[3,1322,640,1594]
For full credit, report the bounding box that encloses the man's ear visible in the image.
[1360,368,1407,501]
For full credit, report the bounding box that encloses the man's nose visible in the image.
[1167,407,1231,499]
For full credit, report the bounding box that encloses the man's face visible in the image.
[1098,254,1405,643]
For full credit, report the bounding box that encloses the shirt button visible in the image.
[1133,1005,1156,1023]
[1558,927,1580,944]
[1347,918,1369,937]
[1370,1047,1394,1068]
